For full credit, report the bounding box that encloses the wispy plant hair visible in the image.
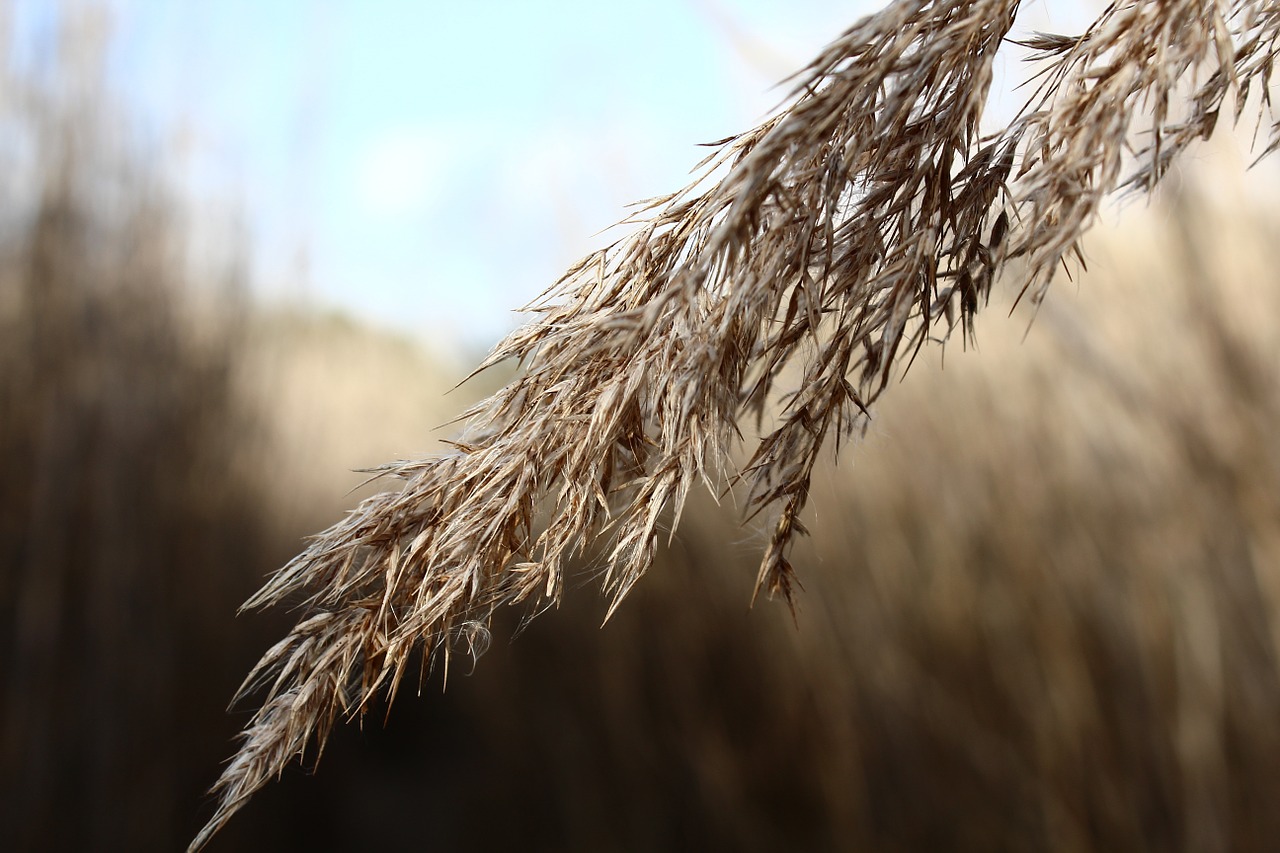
[191,2,1280,848]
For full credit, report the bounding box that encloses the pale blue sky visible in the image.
[13,1,1093,349]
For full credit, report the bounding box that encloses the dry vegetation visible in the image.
[4,2,1280,851]
[206,163,1280,853]
[189,1,1280,848]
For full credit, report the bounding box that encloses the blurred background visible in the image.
[2,2,1279,852]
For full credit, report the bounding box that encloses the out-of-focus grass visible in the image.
[0,36,284,853]
[234,307,468,528]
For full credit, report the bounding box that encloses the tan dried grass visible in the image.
[192,2,1280,847]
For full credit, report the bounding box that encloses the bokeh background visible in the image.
[3,2,1280,851]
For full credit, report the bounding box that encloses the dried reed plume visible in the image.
[192,2,1280,847]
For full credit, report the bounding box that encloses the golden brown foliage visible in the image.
[197,174,1280,852]
[192,2,1280,847]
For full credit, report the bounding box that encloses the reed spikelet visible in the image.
[191,2,1280,847]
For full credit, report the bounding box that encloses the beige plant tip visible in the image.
[191,1,1280,848]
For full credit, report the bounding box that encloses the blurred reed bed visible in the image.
[0,10,299,850]
[233,306,470,533]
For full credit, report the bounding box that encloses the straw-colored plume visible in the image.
[191,2,1280,848]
